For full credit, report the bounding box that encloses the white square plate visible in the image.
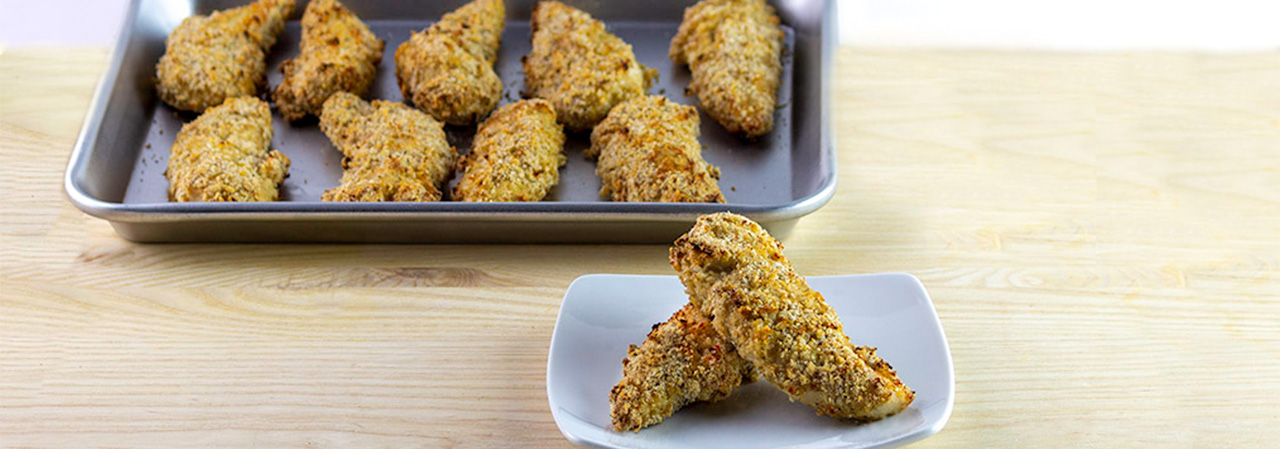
[547,273,954,449]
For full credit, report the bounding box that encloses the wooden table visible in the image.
[1,47,1277,448]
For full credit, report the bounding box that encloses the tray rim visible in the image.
[63,0,837,226]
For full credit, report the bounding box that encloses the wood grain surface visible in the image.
[1,47,1278,448]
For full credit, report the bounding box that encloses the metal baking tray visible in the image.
[64,0,836,243]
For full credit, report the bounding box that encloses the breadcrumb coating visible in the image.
[610,303,757,431]
[428,0,505,64]
[319,92,457,202]
[165,96,289,202]
[670,0,783,137]
[670,213,915,421]
[524,1,651,131]
[588,95,725,202]
[274,0,384,122]
[395,0,505,125]
[156,0,295,112]
[454,99,566,202]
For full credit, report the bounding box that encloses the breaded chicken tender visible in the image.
[274,0,384,122]
[670,213,915,421]
[165,96,289,202]
[610,303,757,431]
[319,92,456,202]
[524,1,651,131]
[453,99,566,202]
[156,0,295,112]
[670,0,783,137]
[395,0,505,125]
[588,95,724,202]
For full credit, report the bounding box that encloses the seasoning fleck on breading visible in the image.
[156,0,295,112]
[395,0,505,125]
[524,1,652,131]
[610,303,757,431]
[588,95,724,202]
[670,0,783,137]
[454,99,566,202]
[670,213,916,421]
[165,96,289,202]
[319,92,456,202]
[274,0,384,122]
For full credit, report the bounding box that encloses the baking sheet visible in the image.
[65,0,836,242]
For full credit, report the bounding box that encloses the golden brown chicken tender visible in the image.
[319,92,456,202]
[670,0,783,137]
[670,213,915,421]
[610,303,757,431]
[165,96,289,202]
[274,0,384,122]
[524,1,652,131]
[453,99,566,202]
[588,95,724,202]
[156,0,295,112]
[395,0,505,125]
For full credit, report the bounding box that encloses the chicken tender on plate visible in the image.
[524,1,651,131]
[319,92,456,202]
[588,95,724,202]
[453,99,566,202]
[670,212,915,421]
[395,0,505,125]
[609,303,757,431]
[156,0,295,112]
[274,0,384,122]
[670,0,783,137]
[165,96,289,202]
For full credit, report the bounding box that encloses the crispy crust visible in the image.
[395,0,505,125]
[165,96,289,202]
[156,0,295,112]
[669,213,915,420]
[318,92,456,202]
[609,303,757,431]
[453,99,566,202]
[588,95,724,202]
[524,1,651,131]
[274,0,384,122]
[670,0,782,137]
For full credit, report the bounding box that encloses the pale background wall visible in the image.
[2,0,1279,49]
[836,0,1280,50]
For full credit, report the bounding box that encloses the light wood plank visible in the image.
[0,47,1277,448]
